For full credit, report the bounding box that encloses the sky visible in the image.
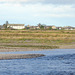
[0,0,75,27]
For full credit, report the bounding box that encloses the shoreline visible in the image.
[0,45,75,60]
[0,44,75,52]
[0,54,45,60]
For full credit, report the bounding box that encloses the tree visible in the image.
[40,25,44,29]
[37,23,45,30]
[38,23,41,27]
[49,26,52,30]
[3,24,7,29]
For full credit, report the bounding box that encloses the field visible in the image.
[0,30,75,51]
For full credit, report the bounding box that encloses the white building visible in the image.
[52,25,57,30]
[7,24,25,29]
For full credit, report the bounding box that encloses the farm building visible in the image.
[7,24,25,29]
[5,21,25,29]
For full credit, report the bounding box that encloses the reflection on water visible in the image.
[0,49,75,75]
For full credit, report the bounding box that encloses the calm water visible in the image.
[0,49,75,75]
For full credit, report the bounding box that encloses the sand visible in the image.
[0,54,45,60]
[0,44,75,60]
[0,44,75,52]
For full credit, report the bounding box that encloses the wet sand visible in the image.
[0,47,40,52]
[59,44,75,49]
[0,44,75,60]
[0,54,45,60]
[0,44,75,52]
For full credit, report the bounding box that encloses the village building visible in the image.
[57,27,63,30]
[44,25,57,30]
[52,25,57,30]
[35,26,40,29]
[0,25,5,29]
[63,26,75,30]
[44,26,50,29]
[7,24,25,29]
[28,26,40,30]
[25,25,30,29]
[29,26,35,29]
[6,21,25,29]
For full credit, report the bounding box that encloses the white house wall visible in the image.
[7,25,25,29]
[11,26,25,29]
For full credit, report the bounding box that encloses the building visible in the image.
[6,21,9,25]
[7,24,25,29]
[28,26,40,30]
[63,26,75,30]
[52,25,57,30]
[0,25,5,29]
[44,26,51,29]
[57,27,63,30]
[6,21,25,29]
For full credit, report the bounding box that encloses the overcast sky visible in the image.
[0,0,75,26]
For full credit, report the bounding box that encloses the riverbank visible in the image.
[0,44,75,52]
[0,30,75,52]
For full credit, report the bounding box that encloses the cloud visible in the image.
[0,1,75,26]
[0,3,75,18]
[0,0,75,5]
[32,4,75,18]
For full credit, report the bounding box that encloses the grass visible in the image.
[1,45,59,49]
[0,30,75,49]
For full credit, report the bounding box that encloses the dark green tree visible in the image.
[40,25,44,29]
[49,26,52,30]
[3,24,7,29]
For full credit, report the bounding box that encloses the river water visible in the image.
[0,49,75,75]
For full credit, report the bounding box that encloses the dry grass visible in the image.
[0,30,75,49]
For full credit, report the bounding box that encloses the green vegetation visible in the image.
[49,26,52,30]
[1,45,59,49]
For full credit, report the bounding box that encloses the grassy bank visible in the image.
[0,30,75,50]
[0,45,59,49]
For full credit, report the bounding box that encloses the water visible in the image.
[0,49,75,75]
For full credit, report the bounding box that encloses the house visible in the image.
[0,25,5,29]
[52,25,57,30]
[29,26,35,29]
[5,21,25,29]
[7,24,25,29]
[57,27,63,30]
[44,26,51,29]
[25,25,30,29]
[35,26,40,29]
[63,26,75,30]
[44,25,57,30]
[29,26,40,30]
